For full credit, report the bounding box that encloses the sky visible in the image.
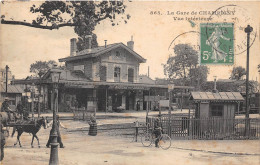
[0,1,259,81]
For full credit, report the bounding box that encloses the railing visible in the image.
[147,116,260,140]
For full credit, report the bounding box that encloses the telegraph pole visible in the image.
[244,25,253,137]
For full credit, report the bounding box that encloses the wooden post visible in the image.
[146,89,150,123]
[188,106,191,137]
[31,89,34,119]
[105,88,108,113]
[168,91,172,137]
[237,102,240,115]
[38,81,41,118]
[181,90,183,111]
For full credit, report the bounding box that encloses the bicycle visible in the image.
[141,128,171,150]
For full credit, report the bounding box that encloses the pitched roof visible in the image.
[139,75,155,84]
[0,84,24,94]
[59,43,146,63]
[190,92,244,102]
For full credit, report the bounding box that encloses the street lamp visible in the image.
[244,25,253,137]
[49,65,61,165]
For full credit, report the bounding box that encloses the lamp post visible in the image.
[244,25,253,137]
[168,84,174,136]
[5,65,9,96]
[49,65,61,165]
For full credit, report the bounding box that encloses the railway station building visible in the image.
[13,37,193,112]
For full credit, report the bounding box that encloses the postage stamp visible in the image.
[200,23,234,65]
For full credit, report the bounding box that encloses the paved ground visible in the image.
[1,112,260,165]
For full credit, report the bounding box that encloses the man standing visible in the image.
[1,98,14,120]
[46,115,67,148]
[16,101,24,116]
[154,117,162,148]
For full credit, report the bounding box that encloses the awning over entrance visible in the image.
[59,80,194,90]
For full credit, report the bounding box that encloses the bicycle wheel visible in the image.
[141,133,152,147]
[159,134,171,150]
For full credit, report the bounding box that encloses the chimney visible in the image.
[70,38,77,56]
[127,36,134,50]
[104,40,107,48]
[86,35,92,52]
[213,76,218,93]
[148,66,150,78]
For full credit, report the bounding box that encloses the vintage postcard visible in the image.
[0,0,259,165]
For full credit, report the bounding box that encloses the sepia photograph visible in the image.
[0,0,259,164]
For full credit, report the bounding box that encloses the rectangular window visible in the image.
[211,104,223,117]
[114,67,120,82]
[128,68,134,83]
[99,65,107,81]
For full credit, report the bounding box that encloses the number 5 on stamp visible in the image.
[200,23,234,65]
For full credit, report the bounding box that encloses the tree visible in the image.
[163,44,208,86]
[1,1,130,51]
[76,33,98,51]
[230,66,246,80]
[30,60,57,78]
[189,66,209,90]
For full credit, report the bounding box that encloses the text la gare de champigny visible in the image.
[150,9,236,21]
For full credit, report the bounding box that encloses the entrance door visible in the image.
[128,68,134,83]
[100,66,107,81]
[112,93,122,110]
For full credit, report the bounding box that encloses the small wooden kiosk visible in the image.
[190,92,244,137]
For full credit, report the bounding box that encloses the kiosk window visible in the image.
[211,104,223,117]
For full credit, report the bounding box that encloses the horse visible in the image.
[12,117,47,148]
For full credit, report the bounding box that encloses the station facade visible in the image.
[13,37,193,112]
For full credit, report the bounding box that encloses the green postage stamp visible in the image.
[200,23,234,65]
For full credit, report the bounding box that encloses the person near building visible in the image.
[88,114,97,136]
[1,98,15,120]
[16,101,24,116]
[153,117,162,148]
[46,115,67,148]
[136,101,140,111]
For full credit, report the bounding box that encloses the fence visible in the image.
[147,116,260,140]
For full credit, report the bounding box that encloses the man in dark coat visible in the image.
[1,98,10,112]
[153,117,162,148]
[46,115,67,148]
[1,98,14,120]
[16,101,24,116]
